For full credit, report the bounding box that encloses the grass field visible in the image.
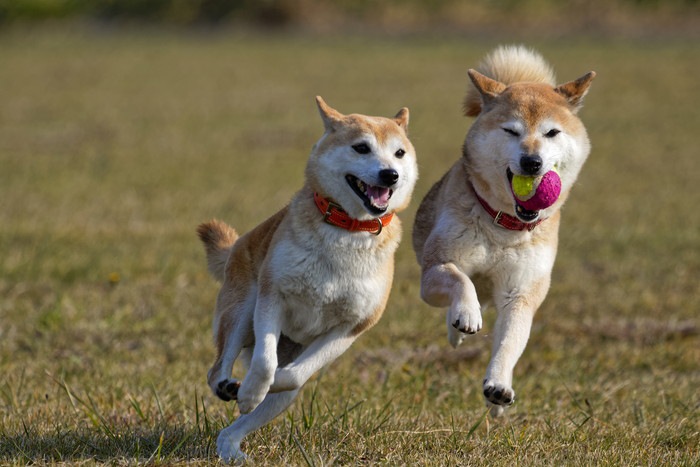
[0,27,698,465]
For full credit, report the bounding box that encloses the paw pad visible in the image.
[483,380,515,406]
[216,379,241,402]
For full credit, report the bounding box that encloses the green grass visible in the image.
[1,28,698,465]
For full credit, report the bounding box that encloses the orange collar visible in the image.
[313,192,393,235]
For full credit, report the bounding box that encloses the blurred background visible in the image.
[0,0,698,38]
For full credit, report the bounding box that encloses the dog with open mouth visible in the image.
[197,97,418,462]
[412,45,595,416]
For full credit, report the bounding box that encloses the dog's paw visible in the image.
[451,314,482,334]
[215,379,241,402]
[446,304,482,347]
[483,379,515,407]
[236,380,267,414]
[216,432,247,464]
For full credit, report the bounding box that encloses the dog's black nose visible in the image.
[520,154,542,175]
[378,169,399,186]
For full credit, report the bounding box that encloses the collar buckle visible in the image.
[322,199,343,224]
[493,210,504,227]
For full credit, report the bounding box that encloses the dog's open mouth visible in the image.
[346,174,393,215]
[506,168,540,222]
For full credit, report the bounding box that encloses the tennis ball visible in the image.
[511,174,538,200]
[510,169,561,211]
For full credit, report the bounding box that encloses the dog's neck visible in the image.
[470,184,544,232]
[313,192,393,235]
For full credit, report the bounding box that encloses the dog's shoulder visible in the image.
[225,205,290,281]
[413,161,471,261]
[413,173,446,250]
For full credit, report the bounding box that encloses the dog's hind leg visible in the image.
[208,329,244,402]
[216,389,299,463]
[208,291,256,401]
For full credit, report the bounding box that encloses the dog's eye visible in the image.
[544,129,561,138]
[352,143,371,154]
[394,149,405,159]
[502,128,520,137]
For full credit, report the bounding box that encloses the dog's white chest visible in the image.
[268,236,390,344]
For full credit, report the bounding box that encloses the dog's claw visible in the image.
[452,318,479,334]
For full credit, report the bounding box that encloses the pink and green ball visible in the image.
[510,169,562,211]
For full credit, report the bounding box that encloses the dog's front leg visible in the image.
[421,262,482,347]
[217,389,300,462]
[269,329,356,393]
[237,291,282,414]
[484,275,550,416]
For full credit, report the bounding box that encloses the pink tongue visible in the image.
[366,186,391,206]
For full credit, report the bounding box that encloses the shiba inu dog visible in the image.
[197,97,418,461]
[412,45,595,416]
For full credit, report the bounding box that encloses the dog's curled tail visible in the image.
[197,219,239,282]
[464,45,557,117]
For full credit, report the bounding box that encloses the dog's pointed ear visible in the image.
[316,96,344,131]
[393,107,409,130]
[555,71,596,113]
[465,69,507,116]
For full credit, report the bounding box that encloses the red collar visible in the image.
[313,192,393,235]
[472,186,543,232]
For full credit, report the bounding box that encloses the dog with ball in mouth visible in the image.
[412,45,595,416]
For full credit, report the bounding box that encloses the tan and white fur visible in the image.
[198,97,417,462]
[413,45,595,416]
